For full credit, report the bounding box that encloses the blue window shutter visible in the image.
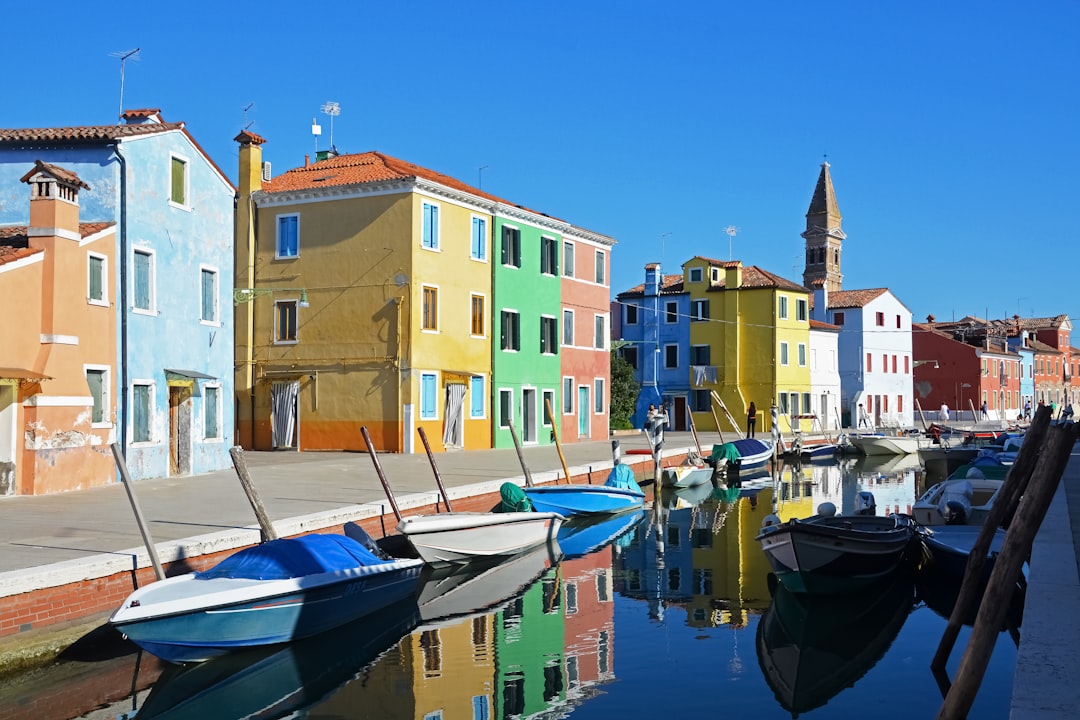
[422,374,436,418]
[470,376,484,417]
[279,216,298,257]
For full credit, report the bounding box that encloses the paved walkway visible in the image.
[0,430,1075,718]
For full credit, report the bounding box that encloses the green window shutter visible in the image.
[171,157,185,204]
[89,256,103,301]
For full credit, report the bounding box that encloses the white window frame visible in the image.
[562,240,575,278]
[421,200,441,251]
[798,343,807,367]
[421,284,440,333]
[131,380,155,444]
[778,295,789,320]
[779,341,789,366]
[168,152,190,210]
[87,251,108,307]
[499,388,514,428]
[796,298,808,322]
[562,376,574,414]
[276,213,300,259]
[541,236,558,276]
[594,378,604,414]
[593,313,608,350]
[132,246,156,315]
[199,264,220,326]
[542,389,555,426]
[501,309,520,351]
[540,314,558,355]
[664,301,678,324]
[85,364,111,428]
[470,292,486,338]
[563,308,575,346]
[688,267,703,283]
[203,383,223,440]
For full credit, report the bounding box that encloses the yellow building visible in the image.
[683,257,812,434]
[235,133,494,453]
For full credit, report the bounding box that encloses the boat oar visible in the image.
[417,427,453,513]
[545,397,571,485]
[111,443,165,582]
[228,446,279,542]
[506,419,534,487]
[360,426,402,522]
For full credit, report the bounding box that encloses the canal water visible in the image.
[0,455,1020,720]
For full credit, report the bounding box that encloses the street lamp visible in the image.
[233,287,309,307]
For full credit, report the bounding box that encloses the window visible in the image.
[622,346,638,369]
[664,301,678,323]
[499,389,513,427]
[133,382,152,442]
[691,390,710,411]
[501,226,521,267]
[866,353,872,372]
[904,356,910,373]
[541,316,558,354]
[898,395,904,413]
[595,250,606,285]
[200,267,218,323]
[133,248,155,312]
[471,217,487,260]
[421,373,437,419]
[892,355,898,373]
[422,286,439,332]
[86,368,108,425]
[688,267,703,283]
[664,344,678,369]
[778,296,788,320]
[802,392,812,415]
[275,300,298,343]
[562,241,575,277]
[562,377,573,413]
[896,314,902,329]
[541,237,558,275]
[691,299,709,321]
[594,379,604,413]
[625,304,638,324]
[472,696,490,720]
[789,393,800,415]
[796,298,808,322]
[542,390,555,425]
[690,345,710,365]
[798,343,807,366]
[876,312,885,326]
[780,342,789,366]
[422,202,440,250]
[470,294,485,337]
[470,376,485,418]
[563,309,574,345]
[276,214,299,258]
[501,310,520,351]
[88,252,107,305]
[778,394,789,414]
[204,385,220,439]
[834,311,845,325]
[169,154,188,207]
[594,314,607,349]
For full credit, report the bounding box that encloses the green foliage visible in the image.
[609,349,640,430]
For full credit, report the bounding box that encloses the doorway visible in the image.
[578,386,589,438]
[0,385,15,495]
[271,381,300,450]
[672,396,687,431]
[522,388,537,443]
[168,386,192,476]
[442,383,466,448]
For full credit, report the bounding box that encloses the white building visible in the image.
[809,318,843,430]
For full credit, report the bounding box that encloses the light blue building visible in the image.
[1008,333,1036,413]
[0,109,235,480]
[613,263,692,430]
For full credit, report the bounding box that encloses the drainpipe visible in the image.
[111,142,129,460]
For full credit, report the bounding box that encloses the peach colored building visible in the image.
[0,162,117,495]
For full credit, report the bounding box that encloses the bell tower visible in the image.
[801,162,846,293]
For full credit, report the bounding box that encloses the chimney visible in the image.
[644,263,660,297]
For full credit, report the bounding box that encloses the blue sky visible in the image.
[4,2,1077,325]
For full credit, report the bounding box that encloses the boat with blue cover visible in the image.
[110,533,425,663]
[523,459,645,517]
[711,437,775,470]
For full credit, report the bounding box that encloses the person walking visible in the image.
[939,402,950,422]
[1024,400,1032,421]
[981,401,989,420]
[858,403,871,428]
[746,401,757,438]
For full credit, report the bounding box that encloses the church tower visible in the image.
[801,162,846,293]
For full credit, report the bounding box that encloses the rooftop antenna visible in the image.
[724,225,738,260]
[321,101,340,151]
[478,165,489,190]
[242,102,255,130]
[660,232,671,269]
[110,48,141,121]
[311,117,322,155]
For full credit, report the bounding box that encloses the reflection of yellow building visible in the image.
[321,614,496,719]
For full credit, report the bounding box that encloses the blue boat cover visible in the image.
[196,534,390,581]
[605,463,643,493]
[711,438,767,464]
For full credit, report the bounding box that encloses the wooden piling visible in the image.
[417,427,453,512]
[507,419,534,487]
[545,398,571,484]
[228,446,279,542]
[360,426,402,522]
[111,443,165,582]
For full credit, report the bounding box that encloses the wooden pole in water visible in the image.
[915,398,929,431]
[360,426,402,522]
[545,398,571,484]
[417,427,453,513]
[937,420,1080,720]
[111,443,165,582]
[932,407,1051,670]
[228,446,279,542]
[686,405,704,456]
[507,419,534,487]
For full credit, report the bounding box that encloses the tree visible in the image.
[609,348,640,430]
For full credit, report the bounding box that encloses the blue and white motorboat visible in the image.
[110,533,425,663]
[523,484,645,516]
[711,438,776,470]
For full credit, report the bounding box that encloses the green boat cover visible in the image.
[496,481,533,513]
[711,442,742,466]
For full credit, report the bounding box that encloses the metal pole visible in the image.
[360,426,402,521]
[507,419,534,487]
[228,446,279,542]
[110,443,165,582]
[417,427,453,512]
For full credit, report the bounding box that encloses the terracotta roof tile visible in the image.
[0,123,181,144]
[617,273,685,298]
[827,288,888,308]
[809,318,840,331]
[19,160,90,189]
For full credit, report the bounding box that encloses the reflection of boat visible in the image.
[755,514,921,594]
[912,476,1003,526]
[397,511,564,565]
[854,452,923,475]
[916,544,1025,629]
[660,461,714,488]
[556,508,645,557]
[918,444,979,478]
[849,432,927,456]
[523,485,645,516]
[133,600,420,720]
[110,534,425,663]
[417,541,561,624]
[757,573,915,715]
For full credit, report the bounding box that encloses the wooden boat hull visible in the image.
[397,511,563,565]
[755,515,919,594]
[523,485,645,516]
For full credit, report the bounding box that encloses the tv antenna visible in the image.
[660,232,671,269]
[478,165,489,190]
[242,102,255,130]
[109,48,140,121]
[321,101,340,150]
[724,225,738,260]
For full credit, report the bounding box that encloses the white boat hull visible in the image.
[851,434,926,456]
[397,511,563,565]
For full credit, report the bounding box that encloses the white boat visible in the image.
[912,476,1004,526]
[660,460,714,488]
[395,511,563,565]
[849,432,927,456]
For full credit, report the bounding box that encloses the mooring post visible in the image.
[546,398,571,484]
[111,443,165,582]
[507,419,534,487]
[417,427,453,513]
[360,426,402,522]
[229,446,279,542]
